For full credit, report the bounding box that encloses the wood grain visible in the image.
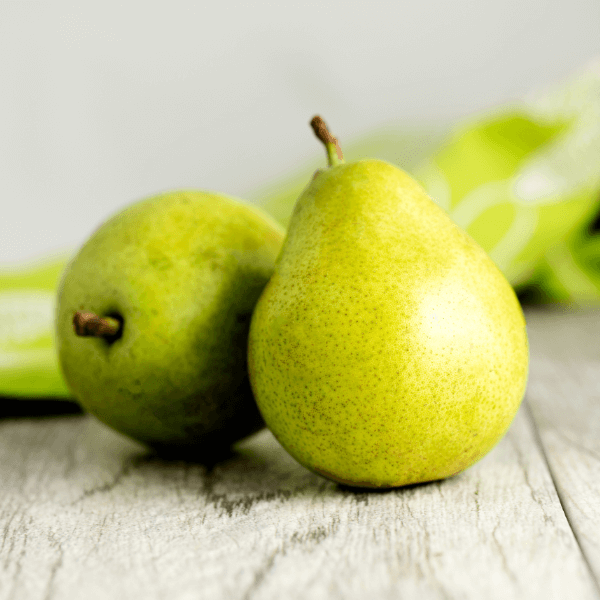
[524,307,600,583]
[0,308,598,599]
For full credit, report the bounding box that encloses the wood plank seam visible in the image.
[523,399,600,596]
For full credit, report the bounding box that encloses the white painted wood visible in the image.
[0,388,597,600]
[524,307,600,582]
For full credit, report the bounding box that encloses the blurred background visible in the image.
[2,0,600,264]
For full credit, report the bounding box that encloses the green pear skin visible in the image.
[248,159,529,488]
[56,190,284,456]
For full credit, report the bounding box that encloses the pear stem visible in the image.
[73,311,122,340]
[310,116,344,167]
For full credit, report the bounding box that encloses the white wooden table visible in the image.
[1,307,599,600]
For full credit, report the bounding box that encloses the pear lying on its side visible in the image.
[248,117,529,488]
[56,190,284,458]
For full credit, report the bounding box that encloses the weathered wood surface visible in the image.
[524,307,600,583]
[0,308,599,600]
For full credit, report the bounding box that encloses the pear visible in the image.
[248,117,529,488]
[56,190,284,457]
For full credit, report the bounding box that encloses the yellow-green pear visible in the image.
[56,190,284,457]
[248,117,529,488]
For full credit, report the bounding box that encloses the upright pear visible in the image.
[248,117,529,488]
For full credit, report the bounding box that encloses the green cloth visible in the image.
[414,61,600,300]
[0,253,72,398]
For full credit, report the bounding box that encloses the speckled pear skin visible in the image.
[56,191,284,457]
[248,159,529,488]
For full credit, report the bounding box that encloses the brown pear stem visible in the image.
[73,311,122,340]
[310,116,344,166]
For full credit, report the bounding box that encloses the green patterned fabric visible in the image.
[0,253,72,398]
[414,61,600,294]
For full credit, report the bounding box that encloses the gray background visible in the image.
[1,0,599,264]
